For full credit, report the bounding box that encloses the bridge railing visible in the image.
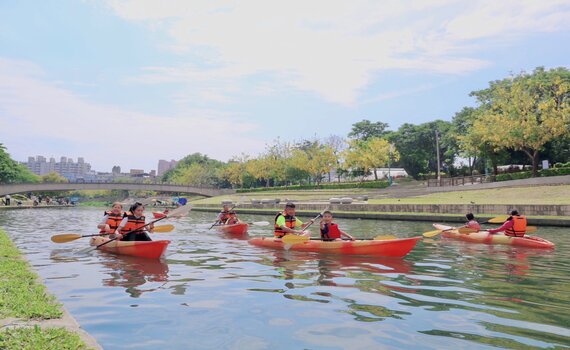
[0,179,223,189]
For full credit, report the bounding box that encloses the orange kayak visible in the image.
[90,236,170,259]
[217,223,249,237]
[433,224,555,249]
[248,236,421,257]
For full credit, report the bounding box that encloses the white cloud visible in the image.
[0,58,265,171]
[103,0,570,105]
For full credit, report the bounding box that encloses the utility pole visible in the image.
[435,130,441,184]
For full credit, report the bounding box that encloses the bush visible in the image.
[236,181,389,193]
[540,167,570,176]
[495,167,570,181]
[553,162,570,168]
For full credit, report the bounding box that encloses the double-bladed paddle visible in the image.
[93,204,192,250]
[51,224,176,244]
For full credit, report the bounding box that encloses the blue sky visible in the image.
[0,0,568,172]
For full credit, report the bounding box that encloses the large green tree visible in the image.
[0,144,38,183]
[470,67,570,176]
[348,120,389,141]
[388,120,455,179]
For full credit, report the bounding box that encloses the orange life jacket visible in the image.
[321,222,341,241]
[505,215,527,237]
[219,210,235,223]
[274,212,297,238]
[100,211,123,233]
[120,215,146,234]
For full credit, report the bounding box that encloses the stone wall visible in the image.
[195,202,570,217]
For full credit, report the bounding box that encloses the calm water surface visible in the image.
[0,207,569,349]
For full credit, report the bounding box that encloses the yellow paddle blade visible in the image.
[423,229,442,238]
[374,235,397,240]
[457,227,478,234]
[281,234,309,245]
[51,233,82,243]
[488,215,509,224]
[153,224,174,233]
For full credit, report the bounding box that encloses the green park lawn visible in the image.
[191,185,570,206]
[367,185,570,205]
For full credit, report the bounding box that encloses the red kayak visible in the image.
[152,212,166,219]
[433,224,555,249]
[248,236,421,257]
[90,236,170,259]
[217,223,249,237]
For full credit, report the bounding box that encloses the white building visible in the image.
[22,156,91,180]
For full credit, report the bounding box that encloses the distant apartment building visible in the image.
[22,156,92,180]
[157,159,178,176]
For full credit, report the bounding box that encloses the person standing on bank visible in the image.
[274,202,315,239]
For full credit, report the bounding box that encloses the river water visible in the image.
[0,207,569,349]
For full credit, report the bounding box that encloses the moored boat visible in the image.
[433,224,555,249]
[217,222,249,237]
[90,236,170,259]
[248,236,421,257]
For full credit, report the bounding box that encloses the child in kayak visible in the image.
[216,204,237,225]
[320,211,355,241]
[97,202,124,234]
[114,202,154,241]
[463,213,481,231]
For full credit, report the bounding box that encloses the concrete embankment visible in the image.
[192,205,570,227]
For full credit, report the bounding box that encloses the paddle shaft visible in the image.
[209,205,237,230]
[96,212,173,249]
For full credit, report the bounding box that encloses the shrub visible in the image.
[540,167,570,176]
[236,181,389,193]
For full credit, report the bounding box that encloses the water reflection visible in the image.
[99,256,169,298]
[0,208,569,349]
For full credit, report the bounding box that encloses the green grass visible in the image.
[191,188,371,205]
[367,185,570,205]
[0,326,88,350]
[0,230,63,319]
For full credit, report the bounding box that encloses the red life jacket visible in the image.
[505,216,527,237]
[274,212,297,238]
[120,215,146,234]
[321,222,341,240]
[100,211,123,233]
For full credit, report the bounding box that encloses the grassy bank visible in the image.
[0,229,90,349]
[191,184,570,206]
[367,185,570,205]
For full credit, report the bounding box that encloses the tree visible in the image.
[348,120,389,141]
[41,172,68,183]
[470,67,570,176]
[290,141,337,184]
[222,154,250,188]
[387,121,455,179]
[343,138,398,180]
[0,144,39,183]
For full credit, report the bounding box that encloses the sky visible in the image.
[0,0,568,172]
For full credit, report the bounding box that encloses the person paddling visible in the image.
[488,210,527,237]
[215,204,238,225]
[463,213,481,231]
[320,211,355,241]
[97,202,124,234]
[114,202,154,241]
[274,202,314,239]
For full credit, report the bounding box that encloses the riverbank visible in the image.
[192,207,570,227]
[0,229,101,349]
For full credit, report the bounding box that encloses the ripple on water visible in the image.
[1,208,569,349]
